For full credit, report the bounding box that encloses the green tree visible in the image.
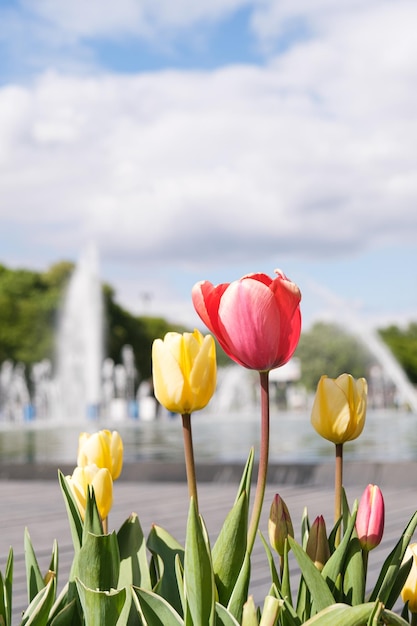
[103,283,185,382]
[379,323,417,384]
[0,263,73,366]
[294,322,372,391]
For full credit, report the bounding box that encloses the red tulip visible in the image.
[356,484,385,551]
[191,270,302,371]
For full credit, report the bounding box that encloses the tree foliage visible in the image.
[0,261,73,366]
[0,262,182,384]
[379,323,417,384]
[294,322,373,391]
[0,262,416,392]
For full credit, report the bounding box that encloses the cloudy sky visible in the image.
[1,0,416,333]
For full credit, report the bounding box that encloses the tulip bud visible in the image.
[311,374,367,445]
[77,429,123,480]
[268,494,294,556]
[306,516,330,571]
[66,464,113,521]
[402,544,417,613]
[356,484,385,551]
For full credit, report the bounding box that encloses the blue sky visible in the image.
[0,0,416,333]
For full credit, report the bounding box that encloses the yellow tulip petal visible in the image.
[110,431,124,480]
[152,330,217,415]
[311,374,368,445]
[152,339,186,412]
[402,544,417,612]
[92,468,113,520]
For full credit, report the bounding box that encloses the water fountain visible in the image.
[53,245,104,421]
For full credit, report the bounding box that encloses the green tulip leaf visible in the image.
[147,524,184,614]
[118,513,152,591]
[47,582,83,626]
[342,536,365,605]
[0,571,5,626]
[58,470,83,553]
[175,552,186,615]
[301,507,310,550]
[236,447,254,504]
[385,558,413,611]
[295,577,311,624]
[82,487,103,543]
[341,488,351,533]
[0,547,13,626]
[369,508,417,605]
[215,601,241,626]
[281,538,293,607]
[320,501,358,599]
[77,531,120,591]
[49,598,80,626]
[259,532,280,593]
[380,607,414,625]
[24,528,49,602]
[212,490,248,606]
[133,586,184,625]
[20,577,56,626]
[76,579,126,626]
[287,537,335,613]
[301,601,379,625]
[226,551,251,623]
[184,498,215,626]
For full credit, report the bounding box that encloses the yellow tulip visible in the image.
[77,430,123,480]
[402,543,417,613]
[152,329,216,414]
[66,464,113,521]
[310,373,367,444]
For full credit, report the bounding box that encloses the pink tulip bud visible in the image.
[268,494,294,556]
[306,515,330,571]
[356,484,385,551]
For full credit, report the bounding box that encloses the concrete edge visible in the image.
[0,460,414,487]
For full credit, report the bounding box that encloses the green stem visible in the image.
[247,370,270,554]
[411,612,417,626]
[182,413,198,512]
[362,549,369,587]
[334,443,343,546]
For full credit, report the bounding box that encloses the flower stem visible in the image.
[362,549,369,585]
[182,412,199,511]
[334,443,343,545]
[247,370,270,554]
[411,612,417,626]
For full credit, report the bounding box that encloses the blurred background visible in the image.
[0,0,416,465]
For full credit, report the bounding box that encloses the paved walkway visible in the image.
[1,472,417,623]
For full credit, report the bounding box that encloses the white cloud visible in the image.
[1,0,417,326]
[21,0,253,39]
[1,0,417,266]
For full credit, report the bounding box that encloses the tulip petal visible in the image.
[152,339,185,412]
[110,431,123,480]
[218,279,282,370]
[311,374,368,444]
[152,330,217,415]
[192,271,302,372]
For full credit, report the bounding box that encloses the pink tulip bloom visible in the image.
[192,270,302,371]
[356,484,385,551]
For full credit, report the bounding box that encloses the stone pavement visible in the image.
[0,463,416,623]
